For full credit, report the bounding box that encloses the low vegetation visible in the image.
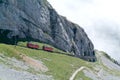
[0,42,97,80]
[0,42,120,80]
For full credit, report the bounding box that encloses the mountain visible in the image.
[0,43,120,80]
[0,0,120,80]
[0,0,96,61]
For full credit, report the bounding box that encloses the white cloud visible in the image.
[47,0,120,61]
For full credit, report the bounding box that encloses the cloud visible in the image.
[47,0,120,61]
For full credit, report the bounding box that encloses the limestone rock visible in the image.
[0,0,96,61]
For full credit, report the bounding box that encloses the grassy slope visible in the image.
[0,42,96,80]
[0,42,120,80]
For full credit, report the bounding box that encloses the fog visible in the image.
[47,0,120,61]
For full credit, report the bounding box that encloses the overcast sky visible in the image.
[47,0,120,61]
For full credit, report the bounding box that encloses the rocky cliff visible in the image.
[0,0,96,60]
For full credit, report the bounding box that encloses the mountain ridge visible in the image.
[0,0,96,61]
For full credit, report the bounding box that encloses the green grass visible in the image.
[1,42,119,80]
[0,42,97,80]
[0,44,21,59]
[15,46,84,80]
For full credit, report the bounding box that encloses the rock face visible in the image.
[0,0,96,61]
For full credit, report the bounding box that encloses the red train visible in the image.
[27,43,39,49]
[42,46,53,52]
[27,43,53,52]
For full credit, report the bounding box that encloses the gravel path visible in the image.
[69,66,85,80]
